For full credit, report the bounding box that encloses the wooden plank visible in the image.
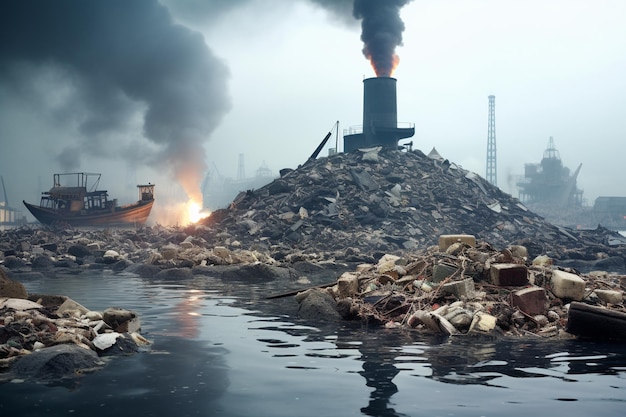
[265,281,337,299]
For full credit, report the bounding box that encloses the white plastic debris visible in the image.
[92,332,121,350]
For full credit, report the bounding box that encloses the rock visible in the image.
[199,263,292,282]
[103,307,140,332]
[296,289,342,321]
[67,244,92,258]
[11,344,104,381]
[160,244,179,260]
[110,259,132,272]
[2,255,26,269]
[154,267,194,280]
[124,263,160,277]
[31,255,54,269]
[97,333,139,356]
[102,250,120,264]
[0,268,28,298]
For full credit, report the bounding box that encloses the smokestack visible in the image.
[344,77,414,153]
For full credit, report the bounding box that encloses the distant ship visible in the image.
[23,172,154,227]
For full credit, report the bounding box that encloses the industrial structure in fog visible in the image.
[0,176,26,226]
[516,137,583,207]
[486,95,497,186]
[202,155,275,210]
[343,77,414,152]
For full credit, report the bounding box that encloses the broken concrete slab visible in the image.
[550,270,586,301]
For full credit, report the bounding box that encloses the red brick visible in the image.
[490,263,528,286]
[511,286,547,315]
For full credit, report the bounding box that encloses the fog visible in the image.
[1,0,624,224]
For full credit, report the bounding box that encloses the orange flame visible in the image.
[369,53,400,77]
[186,198,210,224]
[150,197,211,226]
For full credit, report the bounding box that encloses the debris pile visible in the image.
[0,269,149,377]
[296,234,626,340]
[200,147,626,271]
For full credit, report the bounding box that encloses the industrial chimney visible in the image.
[344,77,414,153]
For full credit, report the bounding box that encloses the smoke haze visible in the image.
[0,0,231,204]
[2,0,623,224]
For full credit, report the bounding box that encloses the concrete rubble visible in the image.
[295,234,626,340]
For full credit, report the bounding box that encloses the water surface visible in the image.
[1,271,625,417]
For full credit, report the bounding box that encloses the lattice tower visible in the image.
[486,95,497,185]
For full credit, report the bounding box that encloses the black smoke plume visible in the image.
[353,0,413,77]
[0,0,231,203]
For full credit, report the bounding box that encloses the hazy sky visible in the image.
[1,0,625,223]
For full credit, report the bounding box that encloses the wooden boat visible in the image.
[23,172,154,227]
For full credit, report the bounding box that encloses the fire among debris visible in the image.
[186,198,210,224]
[150,195,210,226]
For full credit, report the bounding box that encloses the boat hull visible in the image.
[23,200,154,227]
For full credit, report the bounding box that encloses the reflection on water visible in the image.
[1,272,625,417]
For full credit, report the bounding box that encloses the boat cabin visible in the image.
[38,173,153,214]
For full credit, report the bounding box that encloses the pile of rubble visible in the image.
[0,269,149,379]
[1,148,624,277]
[296,234,626,340]
[200,147,626,272]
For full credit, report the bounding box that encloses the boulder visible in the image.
[297,289,342,322]
[67,244,92,258]
[102,250,120,264]
[2,255,26,269]
[199,263,293,282]
[10,344,104,381]
[154,267,194,280]
[95,332,139,356]
[31,255,54,269]
[0,268,27,298]
[103,307,141,333]
[124,263,160,277]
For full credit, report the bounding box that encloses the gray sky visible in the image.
[1,0,625,224]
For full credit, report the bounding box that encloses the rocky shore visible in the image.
[1,267,149,382]
[1,147,626,381]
